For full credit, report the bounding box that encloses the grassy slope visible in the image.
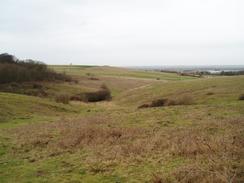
[116,75,244,106]
[0,92,86,127]
[0,67,244,183]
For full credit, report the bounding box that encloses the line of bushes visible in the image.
[0,82,48,97]
[55,84,111,104]
[0,53,71,84]
[138,95,193,108]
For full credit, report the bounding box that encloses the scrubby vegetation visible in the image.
[0,53,71,84]
[0,65,244,183]
[0,54,114,104]
[70,84,111,102]
[239,94,244,100]
[9,115,244,182]
[55,94,70,104]
[0,82,48,97]
[138,95,193,108]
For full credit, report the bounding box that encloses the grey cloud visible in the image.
[0,0,244,65]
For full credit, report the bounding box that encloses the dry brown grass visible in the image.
[11,116,244,182]
[169,95,194,105]
[158,154,242,183]
[55,94,70,104]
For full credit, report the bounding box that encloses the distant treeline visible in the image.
[0,53,71,84]
[160,69,244,76]
[197,71,244,76]
[219,71,244,76]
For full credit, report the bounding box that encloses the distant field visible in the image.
[0,66,244,183]
[50,65,196,81]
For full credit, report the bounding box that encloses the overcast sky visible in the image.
[1,0,244,66]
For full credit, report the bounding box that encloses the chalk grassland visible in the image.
[0,66,243,183]
[50,65,195,80]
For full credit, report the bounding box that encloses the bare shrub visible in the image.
[55,94,70,104]
[32,83,43,89]
[0,53,71,84]
[0,82,48,97]
[138,99,168,109]
[206,92,214,95]
[138,95,193,109]
[70,95,82,101]
[151,99,169,107]
[89,77,99,80]
[239,94,244,100]
[83,90,111,102]
[71,84,111,102]
[138,103,150,109]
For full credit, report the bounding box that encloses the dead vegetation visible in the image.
[89,77,99,80]
[70,84,111,102]
[0,82,48,97]
[0,53,71,84]
[206,92,214,95]
[239,94,244,100]
[11,116,244,182]
[55,94,70,104]
[138,95,194,108]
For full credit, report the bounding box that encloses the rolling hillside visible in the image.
[0,66,243,183]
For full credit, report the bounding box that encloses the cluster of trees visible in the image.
[0,53,70,84]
